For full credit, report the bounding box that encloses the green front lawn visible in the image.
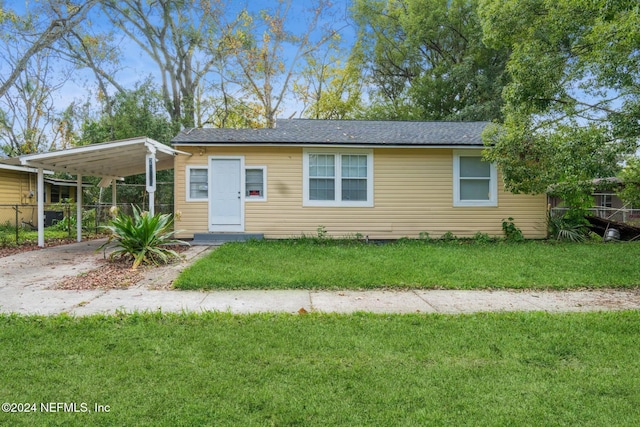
[174,240,640,290]
[1,311,639,426]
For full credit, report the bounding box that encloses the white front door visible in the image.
[209,157,244,232]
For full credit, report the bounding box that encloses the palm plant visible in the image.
[547,213,588,242]
[98,205,188,269]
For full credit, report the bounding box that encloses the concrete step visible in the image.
[191,233,264,246]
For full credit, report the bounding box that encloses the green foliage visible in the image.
[78,79,177,207]
[0,233,14,247]
[440,231,457,241]
[298,42,366,120]
[418,231,431,241]
[501,217,524,242]
[79,79,177,146]
[316,225,328,239]
[618,157,640,207]
[351,0,509,121]
[98,205,187,269]
[547,213,588,242]
[473,231,495,244]
[0,225,79,247]
[53,214,76,232]
[479,0,640,201]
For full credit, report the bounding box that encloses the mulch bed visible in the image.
[54,245,190,290]
[55,258,146,290]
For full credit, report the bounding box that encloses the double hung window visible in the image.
[187,167,208,201]
[304,150,373,207]
[245,167,266,201]
[453,151,497,207]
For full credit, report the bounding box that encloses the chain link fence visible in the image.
[0,203,174,246]
[550,206,640,225]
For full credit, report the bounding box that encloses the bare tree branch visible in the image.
[0,1,99,98]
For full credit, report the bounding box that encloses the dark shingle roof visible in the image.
[171,119,491,146]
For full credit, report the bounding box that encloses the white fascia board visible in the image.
[146,138,192,157]
[19,138,149,164]
[0,163,54,174]
[171,142,485,149]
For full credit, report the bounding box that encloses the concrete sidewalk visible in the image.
[1,240,639,316]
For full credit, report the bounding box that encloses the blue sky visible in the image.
[9,0,355,123]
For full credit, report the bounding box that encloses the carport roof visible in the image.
[10,137,190,179]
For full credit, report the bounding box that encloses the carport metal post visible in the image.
[112,179,117,208]
[146,147,156,216]
[76,174,82,242]
[37,168,44,247]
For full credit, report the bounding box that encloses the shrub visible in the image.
[502,217,524,242]
[440,231,457,242]
[547,213,588,242]
[418,231,432,241]
[316,225,328,239]
[473,232,495,244]
[98,205,188,269]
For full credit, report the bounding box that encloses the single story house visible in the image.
[171,119,548,240]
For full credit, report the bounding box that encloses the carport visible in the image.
[14,137,191,247]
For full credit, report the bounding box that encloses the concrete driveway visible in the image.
[1,239,111,289]
[1,240,640,316]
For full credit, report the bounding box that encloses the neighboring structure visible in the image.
[171,119,547,240]
[0,163,85,227]
[548,177,640,224]
[0,164,86,203]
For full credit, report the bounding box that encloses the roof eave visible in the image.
[171,142,486,149]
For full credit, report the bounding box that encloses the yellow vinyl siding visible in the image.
[0,169,36,226]
[174,146,547,239]
[0,169,36,205]
[44,184,77,205]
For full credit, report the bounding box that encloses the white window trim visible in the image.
[453,150,498,207]
[186,165,208,202]
[303,148,374,207]
[245,166,267,202]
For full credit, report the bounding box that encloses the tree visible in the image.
[617,159,640,208]
[351,0,509,121]
[214,0,342,127]
[90,0,226,129]
[295,40,365,120]
[0,51,71,155]
[479,0,640,207]
[0,0,98,99]
[55,24,126,121]
[0,1,98,155]
[79,80,176,146]
[79,80,177,207]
